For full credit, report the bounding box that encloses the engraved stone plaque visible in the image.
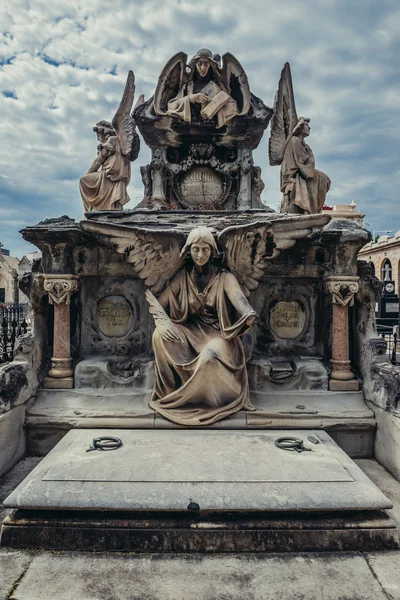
[386,303,399,313]
[270,301,306,339]
[179,167,224,208]
[96,295,133,338]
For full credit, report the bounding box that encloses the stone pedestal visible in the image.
[43,275,79,390]
[325,276,360,391]
[1,429,397,552]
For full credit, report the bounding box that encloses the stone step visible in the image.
[2,509,397,553]
[26,390,376,457]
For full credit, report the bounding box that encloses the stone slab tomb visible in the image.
[1,429,397,552]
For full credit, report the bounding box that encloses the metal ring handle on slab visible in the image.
[274,437,311,453]
[86,436,123,452]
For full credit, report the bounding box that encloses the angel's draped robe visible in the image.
[167,80,237,129]
[150,267,257,426]
[280,136,331,214]
[79,136,131,211]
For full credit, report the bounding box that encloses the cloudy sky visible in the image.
[0,0,399,257]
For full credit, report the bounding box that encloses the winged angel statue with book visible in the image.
[79,71,141,212]
[83,215,328,426]
[269,63,331,215]
[153,48,251,129]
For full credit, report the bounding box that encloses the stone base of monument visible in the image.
[1,429,398,552]
[2,509,396,553]
[329,379,360,392]
[42,376,74,389]
[25,389,376,458]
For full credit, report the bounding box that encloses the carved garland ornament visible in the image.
[325,277,359,307]
[44,275,79,305]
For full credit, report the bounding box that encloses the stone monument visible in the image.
[14,50,374,430]
[1,50,397,553]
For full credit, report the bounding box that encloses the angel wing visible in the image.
[81,221,186,295]
[112,70,140,161]
[218,214,330,296]
[154,52,188,116]
[218,222,272,297]
[268,62,298,166]
[220,52,250,116]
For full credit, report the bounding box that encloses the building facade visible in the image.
[358,231,400,292]
[322,200,364,226]
[0,246,40,304]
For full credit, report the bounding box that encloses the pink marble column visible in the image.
[325,276,359,391]
[43,275,79,389]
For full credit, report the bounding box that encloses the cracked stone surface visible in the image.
[4,551,393,600]
[0,549,34,600]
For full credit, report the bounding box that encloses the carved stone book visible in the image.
[201,90,230,120]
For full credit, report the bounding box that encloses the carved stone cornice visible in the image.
[324,276,360,307]
[43,275,79,305]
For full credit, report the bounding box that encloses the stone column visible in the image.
[151,149,166,203]
[237,149,253,210]
[43,275,79,389]
[11,269,19,303]
[325,276,360,391]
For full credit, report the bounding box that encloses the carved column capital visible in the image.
[43,275,79,305]
[324,276,359,307]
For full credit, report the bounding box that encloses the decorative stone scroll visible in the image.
[43,274,79,389]
[325,276,360,307]
[44,275,79,305]
[325,275,360,391]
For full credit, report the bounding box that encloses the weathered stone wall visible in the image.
[0,334,40,476]
[80,276,151,358]
[355,261,400,480]
[0,270,46,476]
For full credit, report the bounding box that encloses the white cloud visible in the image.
[0,0,399,256]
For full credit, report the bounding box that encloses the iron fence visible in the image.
[377,324,398,365]
[0,303,28,364]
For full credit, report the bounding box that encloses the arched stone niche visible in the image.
[79,277,151,357]
[255,279,321,358]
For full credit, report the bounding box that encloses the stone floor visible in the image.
[0,458,400,600]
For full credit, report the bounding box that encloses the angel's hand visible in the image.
[86,148,109,174]
[190,93,209,106]
[156,319,184,343]
[246,314,258,328]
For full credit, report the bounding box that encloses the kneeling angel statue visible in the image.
[82,215,329,425]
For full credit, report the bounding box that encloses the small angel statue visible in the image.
[83,213,329,426]
[153,49,251,129]
[269,63,331,215]
[79,71,140,212]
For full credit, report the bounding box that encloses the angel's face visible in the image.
[196,58,211,79]
[302,121,310,137]
[96,130,106,143]
[190,242,212,266]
